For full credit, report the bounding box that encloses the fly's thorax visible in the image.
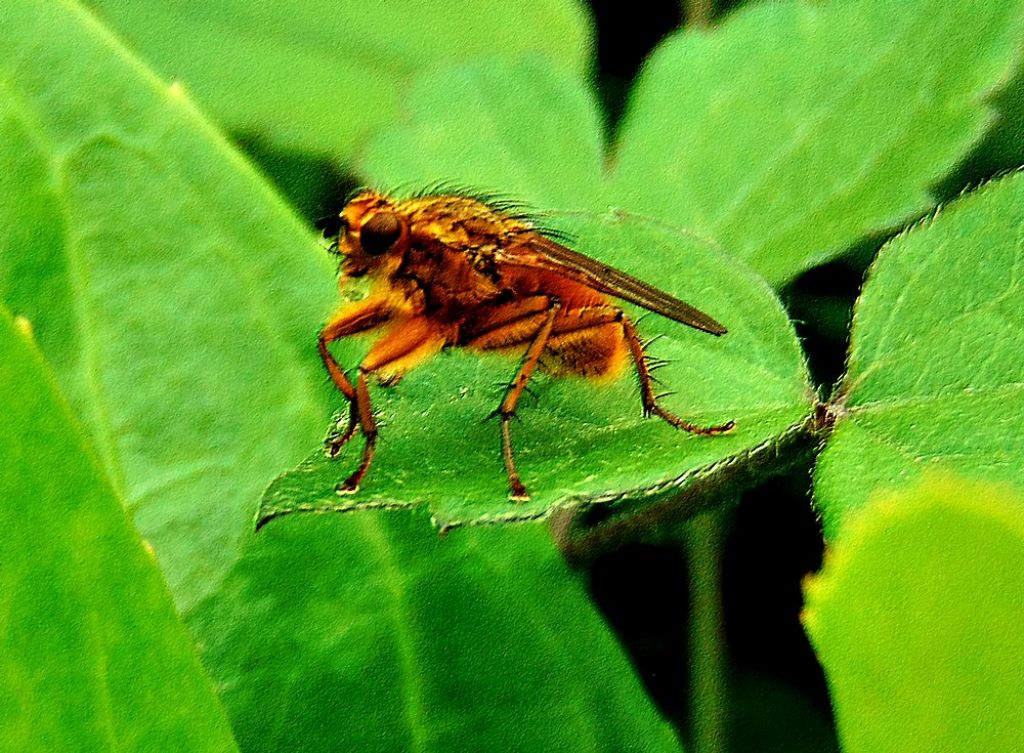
[334,189,536,312]
[404,195,531,245]
[391,243,506,320]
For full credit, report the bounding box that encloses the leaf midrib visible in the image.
[0,75,128,496]
[357,515,428,753]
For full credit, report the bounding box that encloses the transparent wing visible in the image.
[499,233,727,336]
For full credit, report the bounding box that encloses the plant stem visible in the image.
[684,0,714,28]
[685,506,728,753]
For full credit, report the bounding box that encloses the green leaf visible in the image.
[938,68,1024,196]
[0,308,239,753]
[363,0,1024,287]
[260,211,811,529]
[803,475,1024,753]
[191,511,684,753]
[84,0,591,161]
[814,170,1024,539]
[361,57,608,210]
[0,0,335,611]
[612,0,1024,285]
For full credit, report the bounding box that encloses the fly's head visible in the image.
[321,190,409,280]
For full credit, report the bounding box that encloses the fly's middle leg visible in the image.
[495,301,560,500]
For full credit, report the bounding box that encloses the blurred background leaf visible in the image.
[804,476,1024,753]
[84,0,592,163]
[613,0,1024,286]
[361,58,607,210]
[360,0,1024,288]
[0,307,239,753]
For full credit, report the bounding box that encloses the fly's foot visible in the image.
[335,480,359,495]
[508,480,530,502]
[324,420,357,457]
[650,403,735,435]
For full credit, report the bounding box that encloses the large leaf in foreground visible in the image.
[192,511,683,753]
[0,0,334,610]
[86,0,591,161]
[260,212,811,529]
[0,310,238,753]
[804,476,1024,752]
[815,171,1024,538]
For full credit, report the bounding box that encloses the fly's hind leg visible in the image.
[621,316,735,435]
[326,403,359,457]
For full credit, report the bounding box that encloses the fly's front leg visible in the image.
[336,317,453,494]
[318,299,393,456]
[325,401,360,457]
[621,316,735,435]
[336,368,377,493]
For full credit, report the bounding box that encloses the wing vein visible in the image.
[502,234,727,335]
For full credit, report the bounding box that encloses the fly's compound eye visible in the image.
[359,211,402,256]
